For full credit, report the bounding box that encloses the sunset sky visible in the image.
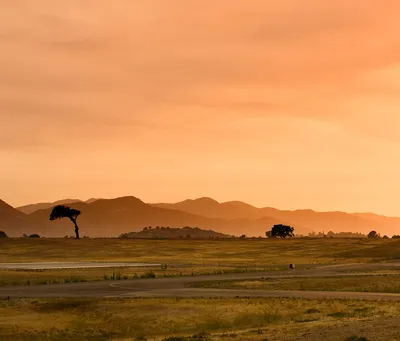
[2,1,400,215]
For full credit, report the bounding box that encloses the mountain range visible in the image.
[0,196,399,238]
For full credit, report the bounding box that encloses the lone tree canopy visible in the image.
[0,231,8,238]
[49,205,81,239]
[269,224,295,239]
[367,230,380,239]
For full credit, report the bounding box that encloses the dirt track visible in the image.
[0,262,160,270]
[1,262,400,300]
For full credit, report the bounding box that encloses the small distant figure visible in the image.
[289,264,295,270]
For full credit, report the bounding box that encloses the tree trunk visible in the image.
[71,219,80,239]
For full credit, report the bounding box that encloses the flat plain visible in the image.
[1,238,400,341]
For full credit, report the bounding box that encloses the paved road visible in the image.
[0,262,161,269]
[1,262,400,300]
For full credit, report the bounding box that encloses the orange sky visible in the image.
[2,1,400,215]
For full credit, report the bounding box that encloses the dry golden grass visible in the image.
[0,265,281,286]
[193,274,400,293]
[0,297,399,341]
[1,238,399,287]
[1,238,398,265]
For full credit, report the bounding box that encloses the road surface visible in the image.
[1,262,400,300]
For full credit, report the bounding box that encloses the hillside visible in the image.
[120,226,232,239]
[154,198,261,220]
[0,199,26,223]
[17,199,83,215]
[0,199,27,235]
[3,195,400,238]
[16,198,103,215]
[153,198,400,236]
[4,197,282,238]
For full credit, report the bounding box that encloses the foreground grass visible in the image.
[1,238,399,265]
[193,275,400,293]
[0,297,399,341]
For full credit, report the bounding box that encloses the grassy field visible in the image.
[1,297,399,341]
[1,238,399,287]
[1,238,399,265]
[192,274,400,293]
[0,265,282,287]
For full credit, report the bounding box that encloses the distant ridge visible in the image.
[17,199,83,215]
[17,198,102,214]
[152,197,400,236]
[1,195,399,238]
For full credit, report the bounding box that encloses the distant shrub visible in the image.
[29,234,40,239]
[328,312,348,318]
[305,308,321,314]
[345,337,368,341]
[192,332,210,340]
[367,231,379,239]
[141,271,156,279]
[0,231,8,238]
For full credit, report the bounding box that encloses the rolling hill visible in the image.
[2,196,400,238]
[16,198,102,215]
[0,199,27,235]
[120,226,232,239]
[3,197,282,238]
[153,198,400,236]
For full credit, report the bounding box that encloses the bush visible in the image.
[305,308,321,314]
[192,332,210,340]
[29,234,40,238]
[0,231,8,238]
[141,271,156,279]
[345,337,368,341]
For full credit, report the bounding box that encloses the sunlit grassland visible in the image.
[0,264,282,287]
[0,297,399,341]
[1,238,399,287]
[1,238,399,265]
[192,274,400,293]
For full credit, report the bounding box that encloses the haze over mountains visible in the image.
[17,198,101,215]
[1,196,399,238]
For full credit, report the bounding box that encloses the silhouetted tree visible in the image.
[49,205,81,239]
[367,231,379,239]
[392,235,400,239]
[0,231,7,238]
[29,234,40,239]
[270,224,295,238]
[265,231,273,238]
[382,235,389,239]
